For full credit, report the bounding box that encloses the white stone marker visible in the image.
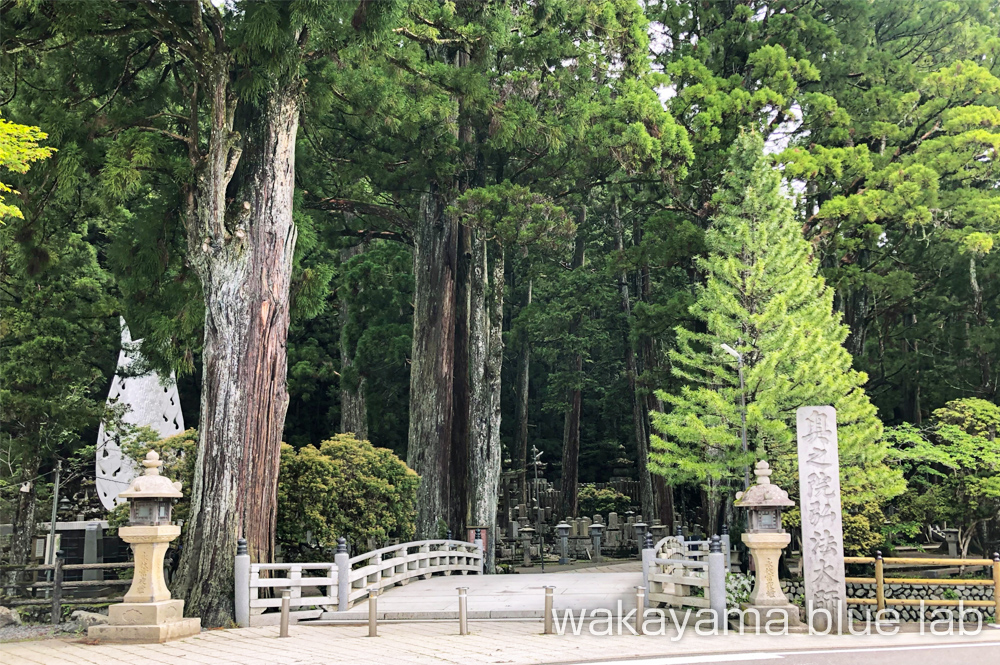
[796,405,847,633]
[96,319,184,510]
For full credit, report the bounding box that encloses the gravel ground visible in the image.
[0,621,83,644]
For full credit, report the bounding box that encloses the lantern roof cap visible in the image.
[734,460,794,508]
[118,451,182,499]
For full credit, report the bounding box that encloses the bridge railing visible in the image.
[642,534,726,619]
[235,537,483,627]
[345,539,483,606]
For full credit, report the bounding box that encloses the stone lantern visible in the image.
[556,521,570,564]
[89,451,201,643]
[734,460,800,628]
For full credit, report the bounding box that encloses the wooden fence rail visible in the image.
[0,554,134,624]
[844,552,1000,617]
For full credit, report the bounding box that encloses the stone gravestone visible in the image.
[796,406,847,632]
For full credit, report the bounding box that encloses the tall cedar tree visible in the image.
[3,1,400,626]
[649,133,904,531]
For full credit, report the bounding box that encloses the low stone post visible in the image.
[640,532,654,608]
[543,586,555,634]
[708,535,727,629]
[457,587,469,635]
[335,537,350,612]
[279,589,291,638]
[589,523,604,563]
[368,587,378,637]
[234,538,251,627]
[634,586,646,635]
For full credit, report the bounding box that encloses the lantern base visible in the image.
[88,600,200,644]
[734,603,805,631]
[88,618,201,644]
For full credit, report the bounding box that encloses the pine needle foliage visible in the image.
[649,132,904,510]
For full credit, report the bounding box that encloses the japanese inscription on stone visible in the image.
[796,406,847,631]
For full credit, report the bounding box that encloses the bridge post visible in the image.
[335,537,350,612]
[474,531,485,575]
[419,543,430,579]
[641,532,654,608]
[234,538,251,627]
[708,535,727,629]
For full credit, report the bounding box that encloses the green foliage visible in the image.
[842,503,887,557]
[650,133,904,512]
[889,399,1000,556]
[577,485,632,517]
[276,434,419,554]
[0,116,54,220]
[726,572,754,608]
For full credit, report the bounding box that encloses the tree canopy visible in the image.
[4,0,1000,621]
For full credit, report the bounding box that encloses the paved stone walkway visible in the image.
[3,620,999,665]
[316,571,644,621]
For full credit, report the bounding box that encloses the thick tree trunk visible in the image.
[407,190,458,538]
[613,203,654,521]
[5,451,40,590]
[450,223,472,535]
[339,243,368,441]
[175,85,299,627]
[970,256,993,396]
[560,209,586,519]
[514,272,532,507]
[635,213,673,525]
[468,234,505,572]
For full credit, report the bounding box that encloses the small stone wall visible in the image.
[780,579,996,621]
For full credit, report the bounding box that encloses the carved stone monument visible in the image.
[796,405,847,632]
[96,319,184,510]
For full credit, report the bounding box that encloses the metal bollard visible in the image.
[543,586,555,634]
[635,586,646,635]
[457,586,469,635]
[279,589,291,637]
[368,586,378,637]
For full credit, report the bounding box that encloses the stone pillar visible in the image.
[796,406,847,632]
[589,523,604,563]
[640,532,655,607]
[335,537,350,612]
[234,538,251,627]
[83,522,103,582]
[708,535,727,628]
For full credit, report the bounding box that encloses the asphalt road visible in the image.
[555,641,1000,665]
